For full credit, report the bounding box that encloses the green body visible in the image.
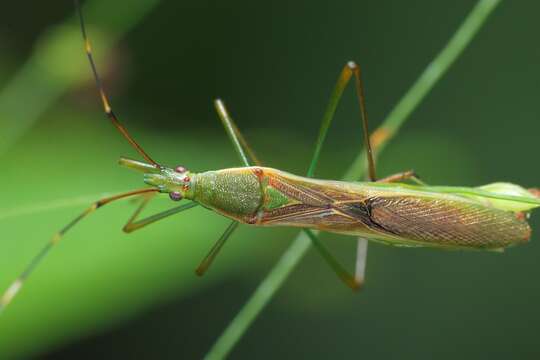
[136,160,539,251]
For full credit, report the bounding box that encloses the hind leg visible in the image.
[377,170,426,185]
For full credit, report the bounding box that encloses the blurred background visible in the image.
[0,0,539,358]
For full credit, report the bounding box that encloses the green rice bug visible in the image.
[2,0,540,313]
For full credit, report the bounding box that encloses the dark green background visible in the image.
[1,1,539,358]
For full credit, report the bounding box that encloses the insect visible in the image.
[1,0,540,313]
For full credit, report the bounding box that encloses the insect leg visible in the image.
[215,99,364,281]
[121,192,228,276]
[75,0,159,167]
[354,238,368,286]
[206,99,265,274]
[123,195,199,233]
[303,63,378,289]
[0,188,158,313]
[195,220,240,276]
[377,170,426,185]
[307,62,376,181]
[214,99,261,167]
[303,229,363,289]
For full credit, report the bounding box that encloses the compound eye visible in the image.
[169,191,183,201]
[174,165,187,173]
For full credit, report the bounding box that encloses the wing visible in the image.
[256,168,531,249]
[363,196,531,249]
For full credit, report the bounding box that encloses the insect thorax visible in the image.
[193,168,263,221]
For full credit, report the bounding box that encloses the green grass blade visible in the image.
[204,0,502,358]
[306,66,351,178]
[344,0,501,181]
[204,232,312,360]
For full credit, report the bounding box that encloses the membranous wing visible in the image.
[342,196,531,249]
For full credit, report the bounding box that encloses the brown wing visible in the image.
[365,196,530,249]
